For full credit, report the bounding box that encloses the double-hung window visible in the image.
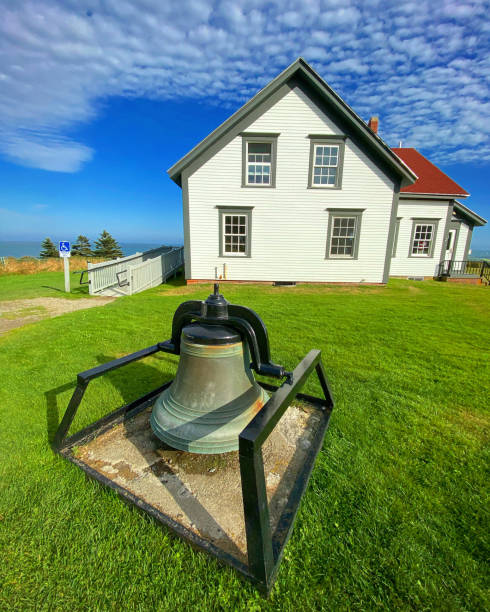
[409,219,439,257]
[313,144,339,186]
[247,143,271,185]
[308,136,345,189]
[326,209,364,259]
[218,207,252,257]
[241,133,278,187]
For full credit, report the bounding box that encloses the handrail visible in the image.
[437,259,486,278]
[72,270,90,285]
[116,270,129,287]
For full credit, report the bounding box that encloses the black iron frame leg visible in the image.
[238,349,335,592]
[315,360,334,409]
[239,441,275,588]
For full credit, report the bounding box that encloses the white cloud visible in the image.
[2,133,93,172]
[0,0,489,170]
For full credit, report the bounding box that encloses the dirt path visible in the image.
[0,297,115,334]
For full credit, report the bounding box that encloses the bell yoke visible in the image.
[150,284,288,453]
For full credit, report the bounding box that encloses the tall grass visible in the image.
[0,256,107,276]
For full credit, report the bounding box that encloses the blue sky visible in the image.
[0,0,489,248]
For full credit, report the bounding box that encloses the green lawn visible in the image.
[0,270,90,300]
[0,278,488,610]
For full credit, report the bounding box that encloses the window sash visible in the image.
[411,223,434,256]
[223,214,248,256]
[247,142,271,185]
[313,144,339,186]
[329,216,357,257]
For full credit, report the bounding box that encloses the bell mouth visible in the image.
[150,385,268,454]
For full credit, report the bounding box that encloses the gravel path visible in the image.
[0,297,115,334]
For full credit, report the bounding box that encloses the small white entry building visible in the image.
[167,58,486,285]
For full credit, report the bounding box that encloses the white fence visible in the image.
[87,246,183,295]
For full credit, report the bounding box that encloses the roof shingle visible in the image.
[392,147,469,196]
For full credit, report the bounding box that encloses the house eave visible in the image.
[399,192,469,200]
[453,200,487,226]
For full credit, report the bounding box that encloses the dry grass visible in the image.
[0,256,107,276]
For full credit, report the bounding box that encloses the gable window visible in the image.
[313,144,339,185]
[241,133,278,188]
[325,208,364,259]
[409,218,439,257]
[218,206,252,257]
[308,135,345,189]
[247,143,271,184]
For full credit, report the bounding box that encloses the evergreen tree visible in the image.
[72,235,93,257]
[93,230,123,259]
[39,237,58,258]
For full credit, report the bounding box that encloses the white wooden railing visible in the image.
[128,247,184,294]
[87,246,183,295]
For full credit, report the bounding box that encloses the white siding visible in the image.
[186,85,395,283]
[390,199,450,277]
[454,223,469,260]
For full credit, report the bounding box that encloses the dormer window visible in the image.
[241,133,278,188]
[308,135,346,189]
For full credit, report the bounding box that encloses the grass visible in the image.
[0,270,90,300]
[0,277,488,610]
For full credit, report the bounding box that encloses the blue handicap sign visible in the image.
[59,241,70,252]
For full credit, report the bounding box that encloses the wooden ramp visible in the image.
[87,246,184,297]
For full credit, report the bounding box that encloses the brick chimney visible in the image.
[368,116,379,134]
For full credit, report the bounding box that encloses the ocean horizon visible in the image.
[0,240,183,259]
[0,240,488,261]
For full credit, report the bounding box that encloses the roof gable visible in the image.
[168,58,417,187]
[392,147,469,197]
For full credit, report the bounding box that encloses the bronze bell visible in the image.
[150,285,285,454]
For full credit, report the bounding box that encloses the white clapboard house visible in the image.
[168,58,486,285]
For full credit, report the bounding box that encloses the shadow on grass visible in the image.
[162,270,186,289]
[45,352,175,446]
[41,285,89,296]
[95,354,173,406]
[45,381,76,445]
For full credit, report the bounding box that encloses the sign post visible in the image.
[59,241,71,293]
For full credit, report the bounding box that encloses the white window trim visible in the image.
[223,214,247,257]
[312,143,339,188]
[246,142,272,186]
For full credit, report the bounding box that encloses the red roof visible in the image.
[392,148,469,196]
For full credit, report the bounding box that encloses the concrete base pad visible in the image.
[77,402,323,563]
